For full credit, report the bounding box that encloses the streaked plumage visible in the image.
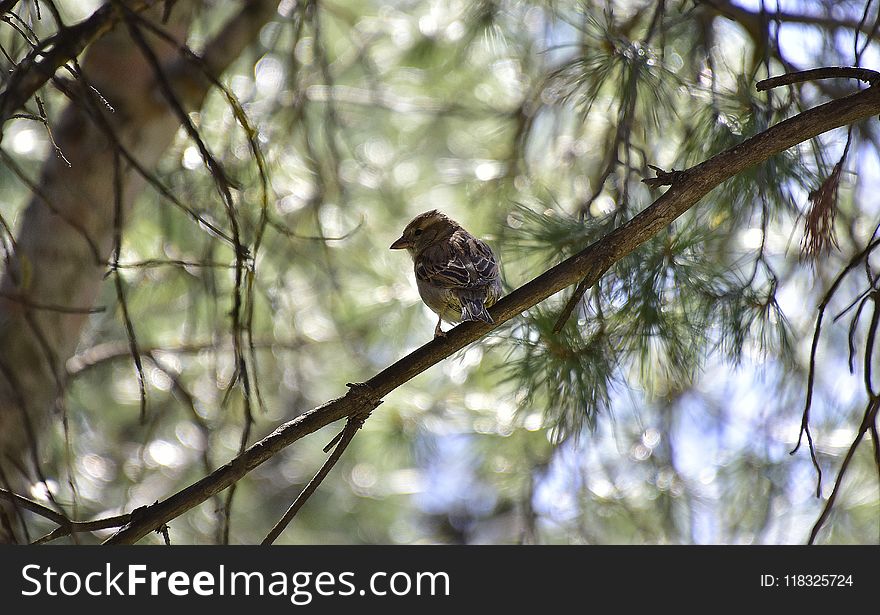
[390,210,502,338]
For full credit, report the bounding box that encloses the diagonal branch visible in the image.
[0,0,156,128]
[554,67,879,332]
[0,487,130,543]
[104,75,880,545]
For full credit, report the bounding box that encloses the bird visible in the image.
[390,210,502,338]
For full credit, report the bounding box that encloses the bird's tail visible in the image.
[461,298,493,324]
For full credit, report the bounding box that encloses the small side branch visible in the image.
[756,67,880,91]
[555,163,686,332]
[261,393,378,545]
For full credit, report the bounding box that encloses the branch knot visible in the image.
[642,165,687,188]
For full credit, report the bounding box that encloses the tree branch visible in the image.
[0,487,130,543]
[102,73,880,544]
[700,0,880,39]
[757,67,880,91]
[0,0,156,129]
[807,398,880,544]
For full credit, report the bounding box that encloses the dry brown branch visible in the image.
[801,158,844,259]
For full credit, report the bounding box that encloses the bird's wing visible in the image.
[416,234,499,290]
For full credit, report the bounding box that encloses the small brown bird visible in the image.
[390,210,502,338]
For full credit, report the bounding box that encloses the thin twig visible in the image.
[0,486,65,524]
[0,487,130,544]
[262,409,374,545]
[807,398,880,544]
[0,291,105,314]
[124,4,278,422]
[110,150,148,423]
[50,68,238,249]
[66,338,305,377]
[119,9,256,527]
[791,235,880,492]
[0,147,103,262]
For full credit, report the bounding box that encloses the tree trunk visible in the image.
[0,0,277,542]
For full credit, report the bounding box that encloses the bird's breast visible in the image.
[415,278,463,322]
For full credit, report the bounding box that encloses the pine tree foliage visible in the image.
[0,0,878,544]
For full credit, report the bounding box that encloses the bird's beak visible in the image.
[390,236,410,250]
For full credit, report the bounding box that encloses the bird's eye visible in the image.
[414,228,423,236]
